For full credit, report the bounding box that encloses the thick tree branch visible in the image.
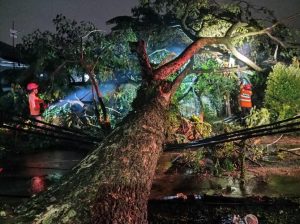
[265,32,286,48]
[192,65,249,74]
[131,40,153,82]
[231,13,300,47]
[225,22,248,37]
[169,61,193,98]
[81,29,106,39]
[153,37,222,80]
[158,52,177,67]
[79,60,111,131]
[153,35,264,80]
[225,42,263,71]
[180,4,199,39]
[232,29,268,40]
[153,17,290,80]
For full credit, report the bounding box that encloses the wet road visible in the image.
[0,150,87,197]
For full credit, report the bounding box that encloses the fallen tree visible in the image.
[13,14,293,224]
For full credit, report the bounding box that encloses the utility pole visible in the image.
[10,21,18,47]
[9,21,18,69]
[12,21,15,48]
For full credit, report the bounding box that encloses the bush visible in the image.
[190,115,212,138]
[0,84,28,116]
[264,59,300,120]
[246,107,270,128]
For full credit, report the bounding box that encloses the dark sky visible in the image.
[0,0,139,45]
[0,0,299,46]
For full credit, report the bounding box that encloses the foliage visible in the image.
[222,158,235,172]
[172,140,238,175]
[246,107,270,128]
[131,0,275,37]
[43,103,93,129]
[173,150,205,174]
[248,145,265,161]
[213,142,235,160]
[165,105,184,143]
[18,15,96,99]
[104,83,139,126]
[190,115,212,138]
[195,71,237,117]
[43,105,76,127]
[207,141,239,175]
[212,119,243,135]
[0,84,28,115]
[248,70,268,108]
[201,102,218,123]
[110,0,299,122]
[173,58,238,119]
[264,59,300,120]
[166,111,213,143]
[18,15,139,102]
[277,27,300,61]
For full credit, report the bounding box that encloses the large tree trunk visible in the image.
[16,97,167,224]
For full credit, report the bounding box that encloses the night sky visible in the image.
[0,0,139,45]
[0,0,299,46]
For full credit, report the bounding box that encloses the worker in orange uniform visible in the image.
[27,82,45,122]
[239,83,253,117]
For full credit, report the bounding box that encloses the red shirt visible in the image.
[29,93,44,116]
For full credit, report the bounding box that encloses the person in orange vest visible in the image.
[239,83,253,116]
[27,82,45,122]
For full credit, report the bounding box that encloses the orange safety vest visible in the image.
[239,88,252,108]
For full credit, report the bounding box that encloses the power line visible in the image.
[165,116,300,151]
[0,110,102,142]
[0,123,98,145]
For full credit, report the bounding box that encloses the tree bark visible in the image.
[16,97,167,224]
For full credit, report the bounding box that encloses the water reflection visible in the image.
[0,150,87,197]
[151,174,300,199]
[30,176,45,194]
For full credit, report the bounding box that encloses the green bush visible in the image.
[265,59,300,120]
[0,84,28,116]
[246,107,270,128]
[190,115,212,137]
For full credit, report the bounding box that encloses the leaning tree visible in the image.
[12,0,299,223]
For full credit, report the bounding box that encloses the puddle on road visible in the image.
[0,150,87,197]
[151,173,300,199]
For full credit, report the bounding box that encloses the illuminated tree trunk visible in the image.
[88,71,111,132]
[81,57,111,132]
